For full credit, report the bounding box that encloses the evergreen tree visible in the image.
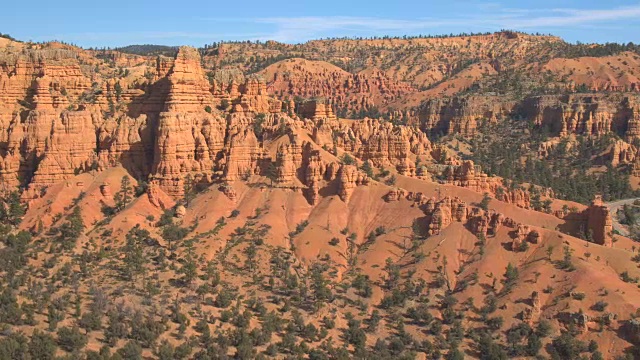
[502,263,519,293]
[114,175,133,212]
[122,226,147,283]
[0,191,26,226]
[28,330,57,360]
[56,206,84,251]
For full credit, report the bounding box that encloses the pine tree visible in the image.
[122,226,147,283]
[0,191,26,226]
[502,263,519,293]
[114,175,133,212]
[56,207,84,251]
[479,193,492,211]
[265,162,278,186]
[183,174,195,206]
[360,160,374,178]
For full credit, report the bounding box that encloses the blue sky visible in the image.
[2,0,640,47]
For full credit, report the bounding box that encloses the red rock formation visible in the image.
[607,139,639,168]
[100,182,111,197]
[298,99,337,120]
[97,115,153,179]
[441,160,538,209]
[585,195,613,247]
[524,291,542,325]
[147,183,174,210]
[219,184,237,202]
[512,224,530,250]
[321,119,431,171]
[25,110,96,189]
[526,94,640,138]
[258,58,415,117]
[416,96,513,137]
[384,188,407,202]
[223,116,262,181]
[151,112,226,196]
[274,136,303,184]
[337,165,369,202]
[302,148,328,205]
[426,196,469,235]
[163,47,213,113]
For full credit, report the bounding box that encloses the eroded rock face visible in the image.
[258,58,415,118]
[317,118,431,170]
[298,99,337,121]
[442,160,535,209]
[219,184,237,202]
[384,188,406,202]
[223,116,262,181]
[526,94,640,138]
[417,96,513,137]
[337,165,369,202]
[585,195,613,247]
[175,205,187,218]
[100,182,111,197]
[97,115,154,179]
[426,197,468,235]
[164,47,214,113]
[151,112,226,196]
[411,93,640,139]
[274,138,302,184]
[611,140,637,168]
[524,291,542,325]
[428,200,453,235]
[302,149,327,205]
[147,183,173,209]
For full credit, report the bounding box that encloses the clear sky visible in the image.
[2,0,640,47]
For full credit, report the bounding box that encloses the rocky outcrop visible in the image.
[100,182,111,197]
[428,200,452,235]
[585,195,613,247]
[147,183,173,209]
[525,94,640,138]
[274,138,303,184]
[97,115,154,179]
[320,118,431,170]
[149,47,229,195]
[523,291,542,325]
[151,112,227,196]
[223,116,262,181]
[384,188,407,202]
[258,58,415,118]
[426,197,468,235]
[441,160,534,209]
[175,205,187,218]
[219,184,237,202]
[337,165,369,202]
[611,140,638,167]
[416,96,513,137]
[412,93,640,139]
[302,148,329,205]
[163,47,213,113]
[298,99,337,120]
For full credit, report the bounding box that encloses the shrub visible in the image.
[479,193,491,211]
[591,301,608,312]
[118,340,143,360]
[385,175,397,186]
[571,292,586,301]
[56,326,87,352]
[341,154,356,165]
